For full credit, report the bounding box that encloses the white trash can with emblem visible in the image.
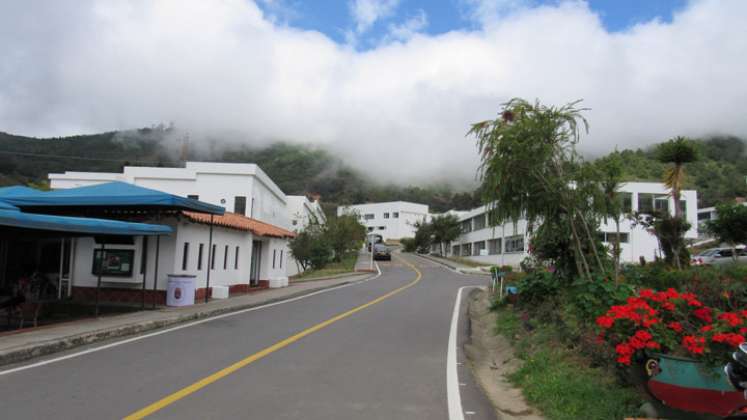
[166,274,196,307]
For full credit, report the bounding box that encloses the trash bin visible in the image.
[166,274,196,307]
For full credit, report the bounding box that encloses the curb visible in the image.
[0,272,376,368]
[414,254,492,276]
[290,271,369,283]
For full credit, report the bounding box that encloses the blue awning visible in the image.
[3,182,224,215]
[0,209,172,236]
[0,200,18,211]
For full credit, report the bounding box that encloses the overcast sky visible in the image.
[1,0,746,184]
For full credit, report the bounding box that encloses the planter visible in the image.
[645,353,746,417]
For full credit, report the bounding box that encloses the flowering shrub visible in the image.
[596,288,746,366]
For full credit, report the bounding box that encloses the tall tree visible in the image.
[595,152,625,281]
[468,98,606,281]
[706,203,747,262]
[655,136,698,268]
[429,214,461,256]
[656,136,698,219]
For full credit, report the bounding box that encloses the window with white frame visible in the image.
[473,214,486,230]
[364,213,374,220]
[393,212,399,218]
[461,243,472,256]
[383,212,390,219]
[473,241,486,256]
[598,232,630,243]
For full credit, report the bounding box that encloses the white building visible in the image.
[47,162,305,303]
[434,182,698,268]
[337,201,429,241]
[286,195,326,231]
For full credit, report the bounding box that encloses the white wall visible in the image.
[337,201,429,241]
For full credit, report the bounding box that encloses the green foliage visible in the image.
[706,203,747,258]
[567,276,634,320]
[469,98,611,281]
[323,214,365,262]
[656,136,698,166]
[400,237,417,253]
[516,271,560,304]
[508,346,641,420]
[288,225,329,270]
[426,214,461,255]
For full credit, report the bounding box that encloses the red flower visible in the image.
[712,333,746,347]
[740,327,747,335]
[693,307,713,323]
[646,341,661,350]
[682,335,706,355]
[642,317,659,328]
[668,322,683,333]
[700,325,713,333]
[718,312,743,327]
[639,289,655,299]
[596,315,615,329]
[661,301,676,311]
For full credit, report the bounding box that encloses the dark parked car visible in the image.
[373,243,391,261]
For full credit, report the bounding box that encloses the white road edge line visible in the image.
[0,262,382,377]
[411,254,484,278]
[448,285,473,420]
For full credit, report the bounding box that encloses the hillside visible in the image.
[0,129,744,212]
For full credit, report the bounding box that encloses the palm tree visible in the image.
[655,136,697,268]
[596,153,624,281]
[656,136,697,219]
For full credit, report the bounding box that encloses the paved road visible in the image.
[0,253,494,420]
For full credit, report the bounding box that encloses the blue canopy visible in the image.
[0,186,45,198]
[0,209,172,236]
[0,200,18,211]
[3,182,224,215]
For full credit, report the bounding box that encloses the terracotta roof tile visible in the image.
[182,211,295,239]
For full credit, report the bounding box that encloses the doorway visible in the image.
[250,241,262,287]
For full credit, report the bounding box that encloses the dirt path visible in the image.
[464,288,545,420]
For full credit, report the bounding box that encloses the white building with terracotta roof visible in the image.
[48,162,305,304]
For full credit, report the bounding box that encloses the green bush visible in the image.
[516,271,560,305]
[400,237,417,253]
[567,276,634,320]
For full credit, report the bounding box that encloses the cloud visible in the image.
[385,9,428,42]
[1,0,746,186]
[350,0,400,33]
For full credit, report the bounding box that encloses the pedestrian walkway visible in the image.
[0,272,373,368]
[354,248,376,272]
[414,254,492,276]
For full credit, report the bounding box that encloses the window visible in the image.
[654,196,669,213]
[488,238,502,255]
[638,193,654,214]
[273,250,277,269]
[279,250,283,268]
[197,243,204,270]
[452,245,460,255]
[393,212,399,218]
[473,214,486,230]
[367,227,374,232]
[234,246,239,269]
[621,192,632,213]
[181,242,190,271]
[505,236,525,253]
[211,244,217,269]
[187,194,199,200]
[383,212,390,219]
[292,220,298,226]
[600,232,630,243]
[378,226,385,230]
[140,236,149,275]
[461,220,472,233]
[92,249,134,277]
[473,241,486,256]
[679,200,687,215]
[234,196,247,215]
[461,243,472,256]
[364,213,375,220]
[250,197,255,217]
[223,245,229,269]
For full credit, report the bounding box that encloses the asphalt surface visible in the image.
[0,253,494,420]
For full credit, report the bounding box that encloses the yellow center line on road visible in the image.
[123,254,423,420]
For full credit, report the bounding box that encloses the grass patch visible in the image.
[292,254,358,281]
[445,256,492,268]
[494,306,641,420]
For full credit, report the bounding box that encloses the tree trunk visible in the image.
[576,208,606,275]
[569,217,592,281]
[614,217,621,283]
